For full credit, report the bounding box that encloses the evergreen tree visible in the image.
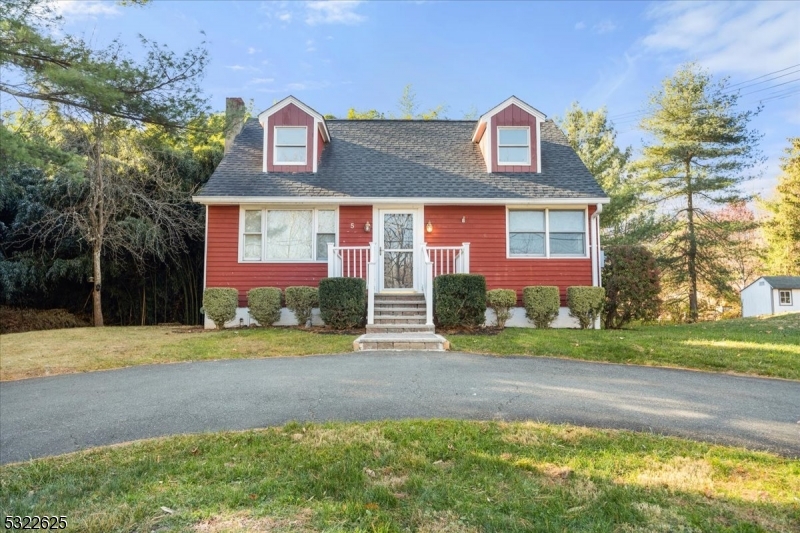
[763,138,800,275]
[634,63,762,322]
[558,103,639,242]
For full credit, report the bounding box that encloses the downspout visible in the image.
[590,203,603,287]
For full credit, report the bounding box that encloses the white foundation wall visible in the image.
[206,306,590,329]
[484,307,586,329]
[204,307,325,329]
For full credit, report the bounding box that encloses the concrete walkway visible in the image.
[1,352,798,464]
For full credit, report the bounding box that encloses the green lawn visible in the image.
[1,314,797,382]
[1,420,797,532]
[0,326,355,381]
[450,313,800,380]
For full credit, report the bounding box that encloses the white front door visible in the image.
[379,210,416,291]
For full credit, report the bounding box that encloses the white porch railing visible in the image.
[421,242,470,327]
[327,243,377,324]
[328,242,470,327]
[327,244,371,279]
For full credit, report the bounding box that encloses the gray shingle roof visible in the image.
[762,276,800,289]
[196,118,608,200]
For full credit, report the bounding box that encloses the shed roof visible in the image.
[195,118,608,201]
[761,276,800,290]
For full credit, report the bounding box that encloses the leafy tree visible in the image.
[557,103,641,242]
[763,138,800,275]
[346,108,384,120]
[2,0,209,326]
[633,63,762,322]
[602,245,661,329]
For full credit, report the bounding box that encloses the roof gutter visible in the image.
[192,196,612,206]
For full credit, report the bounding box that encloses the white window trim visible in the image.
[238,206,338,263]
[497,126,531,166]
[778,290,792,305]
[506,206,589,259]
[273,126,308,166]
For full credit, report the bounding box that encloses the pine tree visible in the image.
[634,63,762,322]
[763,138,800,275]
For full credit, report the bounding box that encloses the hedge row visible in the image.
[203,278,367,330]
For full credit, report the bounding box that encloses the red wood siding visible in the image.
[206,206,326,306]
[266,103,315,173]
[339,205,373,246]
[205,205,372,306]
[491,104,538,173]
[424,205,595,305]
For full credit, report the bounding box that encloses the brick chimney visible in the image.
[224,97,246,155]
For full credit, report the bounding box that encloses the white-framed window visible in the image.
[508,208,587,257]
[240,207,336,262]
[779,290,792,305]
[497,126,530,165]
[274,126,307,165]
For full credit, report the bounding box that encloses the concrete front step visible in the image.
[374,299,426,306]
[365,324,435,334]
[354,332,450,351]
[375,307,426,316]
[374,315,427,324]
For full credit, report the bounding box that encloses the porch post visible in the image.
[461,242,470,273]
[327,242,335,277]
[367,241,377,325]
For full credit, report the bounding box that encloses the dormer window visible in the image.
[497,127,530,165]
[274,126,307,165]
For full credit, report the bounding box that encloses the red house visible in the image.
[194,96,608,346]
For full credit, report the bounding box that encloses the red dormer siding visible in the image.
[491,103,538,173]
[266,103,315,173]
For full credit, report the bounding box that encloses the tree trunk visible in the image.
[92,243,103,327]
[686,160,699,322]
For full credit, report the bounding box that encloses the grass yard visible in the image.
[1,420,798,532]
[0,326,355,381]
[450,313,800,380]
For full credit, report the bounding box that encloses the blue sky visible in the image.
[34,1,800,196]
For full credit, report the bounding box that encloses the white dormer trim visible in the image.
[472,95,546,173]
[471,96,547,143]
[258,95,329,173]
[257,95,330,141]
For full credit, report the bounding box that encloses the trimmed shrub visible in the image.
[285,286,319,327]
[319,277,366,330]
[602,245,661,329]
[0,307,89,334]
[486,289,516,328]
[567,286,606,329]
[523,286,560,329]
[247,287,282,327]
[202,287,238,329]
[434,274,487,328]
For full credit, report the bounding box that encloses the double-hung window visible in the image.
[779,290,792,305]
[508,209,586,257]
[274,126,307,165]
[497,127,530,165]
[242,208,336,262]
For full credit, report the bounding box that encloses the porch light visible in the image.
[364,221,371,232]
[426,221,433,233]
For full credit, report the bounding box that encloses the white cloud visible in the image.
[248,78,275,85]
[306,39,316,52]
[305,1,365,26]
[52,0,120,19]
[593,20,617,34]
[574,21,586,30]
[247,47,260,55]
[277,11,292,22]
[226,65,259,72]
[642,1,800,75]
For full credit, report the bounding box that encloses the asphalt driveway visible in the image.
[1,352,798,464]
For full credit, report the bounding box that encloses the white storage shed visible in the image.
[740,276,800,317]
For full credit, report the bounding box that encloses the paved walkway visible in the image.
[1,352,798,464]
